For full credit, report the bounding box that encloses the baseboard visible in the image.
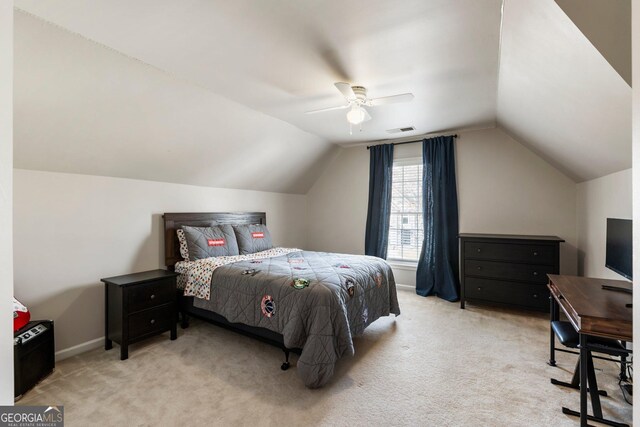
[54,286,415,360]
[55,337,103,362]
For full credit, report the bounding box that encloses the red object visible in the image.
[13,298,30,332]
[207,238,225,247]
[251,232,265,239]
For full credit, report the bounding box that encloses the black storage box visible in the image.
[14,320,55,399]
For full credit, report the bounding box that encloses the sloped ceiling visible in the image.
[497,0,631,182]
[555,0,631,86]
[13,0,632,189]
[13,11,336,194]
[14,0,502,144]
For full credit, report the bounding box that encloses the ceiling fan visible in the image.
[306,82,414,132]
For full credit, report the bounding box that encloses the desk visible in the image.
[548,275,632,427]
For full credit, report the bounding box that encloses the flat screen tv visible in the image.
[605,218,632,280]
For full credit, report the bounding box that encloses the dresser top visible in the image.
[459,233,565,242]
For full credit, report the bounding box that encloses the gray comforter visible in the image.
[192,250,400,388]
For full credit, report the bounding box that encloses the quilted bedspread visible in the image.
[187,249,401,388]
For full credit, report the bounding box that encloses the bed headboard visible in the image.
[163,212,266,270]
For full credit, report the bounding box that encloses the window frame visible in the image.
[387,156,424,263]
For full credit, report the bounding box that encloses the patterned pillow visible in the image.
[182,225,240,260]
[176,229,190,260]
[232,224,273,255]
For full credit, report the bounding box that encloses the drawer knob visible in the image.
[533,271,538,276]
[477,287,482,291]
[533,251,538,256]
[150,294,156,300]
[477,248,481,253]
[150,319,155,325]
[533,294,539,299]
[477,266,482,271]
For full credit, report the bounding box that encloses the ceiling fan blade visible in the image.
[335,82,356,100]
[369,93,414,106]
[362,108,372,122]
[305,104,349,114]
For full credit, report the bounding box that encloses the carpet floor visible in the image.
[18,289,632,426]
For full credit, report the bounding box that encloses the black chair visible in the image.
[550,320,631,427]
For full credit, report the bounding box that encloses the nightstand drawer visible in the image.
[128,305,174,340]
[127,279,175,313]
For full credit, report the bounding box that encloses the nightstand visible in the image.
[101,269,179,360]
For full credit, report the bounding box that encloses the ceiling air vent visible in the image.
[386,126,415,134]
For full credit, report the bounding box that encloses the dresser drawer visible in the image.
[465,242,555,264]
[127,279,175,313]
[465,278,548,310]
[465,259,553,284]
[128,304,174,340]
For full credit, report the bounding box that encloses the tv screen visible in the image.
[605,218,632,280]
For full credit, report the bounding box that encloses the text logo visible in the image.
[251,232,264,239]
[207,239,225,247]
[0,406,64,427]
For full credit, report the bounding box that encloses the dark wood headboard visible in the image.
[163,212,266,269]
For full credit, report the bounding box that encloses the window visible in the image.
[387,158,423,262]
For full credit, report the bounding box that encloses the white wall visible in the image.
[307,127,578,286]
[13,170,308,356]
[0,0,13,405]
[577,169,632,279]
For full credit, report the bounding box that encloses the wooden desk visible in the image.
[547,275,632,427]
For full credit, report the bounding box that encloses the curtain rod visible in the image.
[366,134,458,150]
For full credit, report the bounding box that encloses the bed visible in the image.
[163,212,400,388]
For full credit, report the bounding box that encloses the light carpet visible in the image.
[18,289,632,426]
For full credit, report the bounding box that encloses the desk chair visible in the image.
[550,320,631,427]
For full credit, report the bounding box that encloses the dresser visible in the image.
[102,269,179,360]
[459,234,564,311]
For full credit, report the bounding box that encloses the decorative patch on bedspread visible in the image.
[175,247,301,300]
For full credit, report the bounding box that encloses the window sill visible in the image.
[386,260,418,270]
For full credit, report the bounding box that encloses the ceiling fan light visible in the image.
[346,106,366,125]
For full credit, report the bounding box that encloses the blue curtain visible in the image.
[416,136,460,301]
[365,144,394,259]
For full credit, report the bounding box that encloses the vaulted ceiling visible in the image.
[498,0,631,182]
[13,0,632,193]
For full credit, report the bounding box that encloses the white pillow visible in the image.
[176,228,190,260]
